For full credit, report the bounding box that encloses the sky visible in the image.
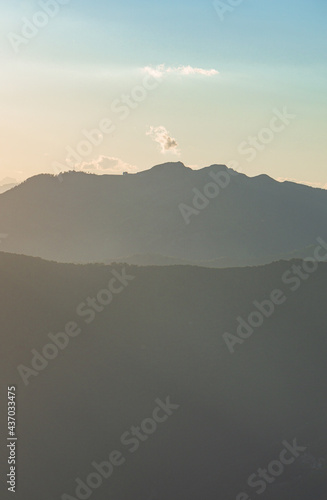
[0,0,326,186]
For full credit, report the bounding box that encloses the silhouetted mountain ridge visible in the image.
[1,251,326,499]
[0,162,326,264]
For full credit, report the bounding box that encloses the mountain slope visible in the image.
[0,182,18,194]
[1,252,327,499]
[0,163,327,265]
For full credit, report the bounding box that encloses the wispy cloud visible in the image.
[143,64,219,78]
[146,126,180,155]
[77,156,137,175]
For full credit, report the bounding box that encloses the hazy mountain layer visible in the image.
[1,163,327,265]
[0,182,18,194]
[1,252,327,499]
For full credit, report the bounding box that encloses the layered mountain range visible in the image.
[1,252,326,499]
[1,162,327,266]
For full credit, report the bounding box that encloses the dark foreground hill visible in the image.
[1,163,327,265]
[0,252,327,499]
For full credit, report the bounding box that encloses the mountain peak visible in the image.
[144,161,190,175]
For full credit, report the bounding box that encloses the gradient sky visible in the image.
[0,0,326,186]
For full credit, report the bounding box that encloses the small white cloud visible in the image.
[143,64,219,78]
[146,126,180,155]
[174,65,218,76]
[77,156,137,175]
[143,65,166,79]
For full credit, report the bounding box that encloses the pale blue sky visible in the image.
[0,0,326,186]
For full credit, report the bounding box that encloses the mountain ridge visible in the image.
[1,250,327,499]
[1,162,327,265]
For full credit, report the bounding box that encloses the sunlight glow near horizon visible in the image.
[0,0,326,187]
